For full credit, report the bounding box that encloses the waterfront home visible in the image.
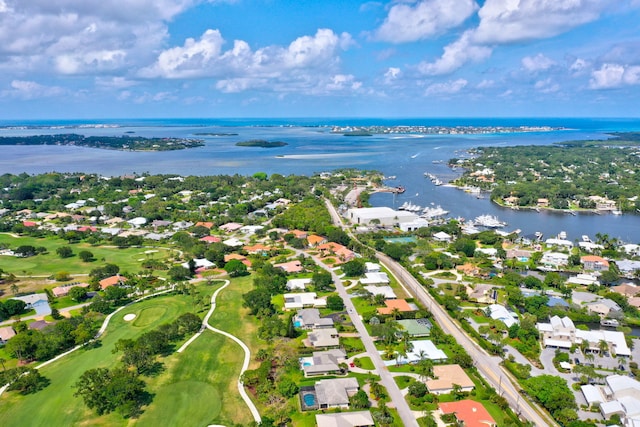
[540,252,569,268]
[578,241,604,252]
[545,238,573,249]
[616,260,640,277]
[612,283,640,297]
[586,299,622,318]
[621,244,640,256]
[294,308,334,330]
[438,400,496,427]
[426,364,474,395]
[581,255,609,271]
[567,273,600,286]
[537,315,630,356]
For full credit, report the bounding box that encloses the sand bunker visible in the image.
[123,313,136,322]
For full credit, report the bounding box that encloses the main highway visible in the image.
[324,199,555,427]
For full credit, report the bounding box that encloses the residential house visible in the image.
[224,253,251,267]
[315,411,374,427]
[581,255,610,271]
[219,222,243,233]
[567,273,600,286]
[314,377,360,409]
[467,284,495,304]
[195,221,214,229]
[286,278,312,291]
[289,229,308,239]
[0,326,16,344]
[612,283,640,298]
[200,236,221,244]
[377,299,415,315]
[364,262,381,273]
[582,375,640,424]
[587,299,622,318]
[383,340,447,365]
[239,225,264,235]
[359,272,390,285]
[438,400,496,427]
[540,252,569,268]
[456,263,480,277]
[537,315,630,356]
[52,282,90,297]
[294,308,334,330]
[307,234,327,247]
[28,320,51,331]
[363,285,396,299]
[432,231,452,242]
[13,293,51,316]
[397,318,432,337]
[301,348,347,377]
[222,237,244,247]
[317,242,355,263]
[426,364,475,395]
[99,274,128,290]
[486,304,519,328]
[284,293,326,310]
[308,328,340,348]
[274,260,303,273]
[243,243,271,255]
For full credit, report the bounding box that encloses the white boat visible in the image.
[422,205,449,219]
[474,215,507,228]
[612,210,622,215]
[558,231,567,240]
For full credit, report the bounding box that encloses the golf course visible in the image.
[0,279,257,426]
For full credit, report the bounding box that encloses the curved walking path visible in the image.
[0,286,176,398]
[177,279,261,423]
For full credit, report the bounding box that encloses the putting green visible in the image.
[133,305,168,328]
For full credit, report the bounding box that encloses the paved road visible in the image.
[313,258,419,427]
[323,198,554,427]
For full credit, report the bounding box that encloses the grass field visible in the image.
[0,285,255,427]
[0,233,176,279]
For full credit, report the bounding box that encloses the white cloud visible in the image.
[384,67,402,84]
[425,78,467,95]
[420,0,612,75]
[473,0,607,44]
[589,63,640,89]
[141,28,356,94]
[418,31,491,76]
[570,58,589,74]
[2,79,64,99]
[374,0,477,43]
[522,54,555,72]
[534,78,560,93]
[476,79,495,89]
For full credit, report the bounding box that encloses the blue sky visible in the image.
[1,0,640,119]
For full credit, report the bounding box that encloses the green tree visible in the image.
[78,250,94,262]
[7,368,49,394]
[68,286,88,302]
[342,259,366,277]
[326,294,344,311]
[56,246,73,259]
[311,271,334,291]
[74,367,148,417]
[349,389,370,409]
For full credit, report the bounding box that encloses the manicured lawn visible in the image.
[0,234,175,277]
[0,293,201,427]
[394,375,415,389]
[355,356,375,370]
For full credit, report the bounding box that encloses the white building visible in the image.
[286,278,312,291]
[540,252,569,267]
[363,285,396,299]
[487,304,519,328]
[284,292,326,310]
[359,272,390,285]
[381,340,447,365]
[346,207,419,227]
[582,375,640,425]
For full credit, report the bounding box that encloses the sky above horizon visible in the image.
[1,0,640,119]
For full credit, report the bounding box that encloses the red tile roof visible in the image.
[439,400,496,427]
[377,299,414,315]
[99,275,127,290]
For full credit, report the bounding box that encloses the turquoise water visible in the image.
[385,237,419,244]
[1,117,639,241]
[303,393,316,406]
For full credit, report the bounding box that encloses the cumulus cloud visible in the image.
[476,79,495,89]
[589,63,640,89]
[522,54,555,72]
[418,31,491,76]
[2,80,64,99]
[384,67,402,83]
[0,0,191,76]
[374,0,477,43]
[569,58,589,74]
[534,78,560,93]
[425,78,467,95]
[420,0,612,75]
[141,28,356,93]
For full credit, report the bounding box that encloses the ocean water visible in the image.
[1,117,639,242]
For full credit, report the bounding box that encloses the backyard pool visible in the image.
[303,393,316,407]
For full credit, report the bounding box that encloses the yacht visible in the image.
[474,215,507,228]
[422,205,449,219]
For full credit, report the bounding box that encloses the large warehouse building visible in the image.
[346,207,426,230]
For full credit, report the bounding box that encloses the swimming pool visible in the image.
[303,393,316,407]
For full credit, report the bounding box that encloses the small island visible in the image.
[0,134,204,151]
[235,139,288,148]
[193,132,239,136]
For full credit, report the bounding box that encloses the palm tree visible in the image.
[10,283,19,295]
[0,357,6,371]
[585,352,595,363]
[598,340,609,357]
[390,307,402,320]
